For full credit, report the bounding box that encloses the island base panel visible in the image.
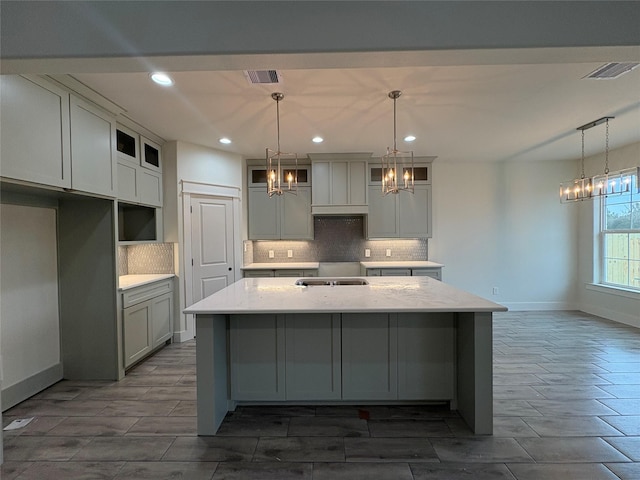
[457,311,493,435]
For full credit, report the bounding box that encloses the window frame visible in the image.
[599,171,640,291]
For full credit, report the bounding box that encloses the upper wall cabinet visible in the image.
[309,153,369,215]
[69,95,117,197]
[367,161,434,239]
[247,164,313,240]
[1,75,118,198]
[1,75,72,188]
[116,125,163,207]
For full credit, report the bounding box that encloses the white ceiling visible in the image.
[73,53,640,164]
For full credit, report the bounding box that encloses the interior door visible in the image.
[191,196,235,306]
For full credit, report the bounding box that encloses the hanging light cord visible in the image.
[276,96,281,154]
[604,118,610,174]
[392,94,397,153]
[580,130,585,179]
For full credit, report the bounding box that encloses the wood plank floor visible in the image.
[2,311,639,479]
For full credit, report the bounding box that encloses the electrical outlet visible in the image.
[243,242,247,252]
[365,248,371,258]
[386,249,392,257]
[492,287,499,295]
[287,249,293,258]
[268,250,275,259]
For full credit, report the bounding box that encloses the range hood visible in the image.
[311,204,368,215]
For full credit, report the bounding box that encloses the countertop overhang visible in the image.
[184,276,506,315]
[119,274,175,291]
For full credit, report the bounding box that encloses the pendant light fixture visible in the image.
[266,92,298,197]
[382,90,414,195]
[559,116,637,203]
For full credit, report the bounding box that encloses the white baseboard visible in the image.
[173,329,194,343]
[1,363,63,411]
[500,301,576,311]
[581,304,640,329]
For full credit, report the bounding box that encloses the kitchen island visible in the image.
[184,276,507,435]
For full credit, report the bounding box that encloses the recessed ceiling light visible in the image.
[312,136,324,143]
[219,137,232,145]
[150,72,174,86]
[404,135,416,142]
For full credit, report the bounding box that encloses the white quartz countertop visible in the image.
[242,262,320,270]
[360,261,444,269]
[119,274,175,291]
[184,276,506,315]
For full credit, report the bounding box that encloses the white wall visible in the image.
[0,204,61,389]
[578,142,640,327]
[164,141,243,340]
[430,158,579,310]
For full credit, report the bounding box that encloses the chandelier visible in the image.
[382,90,414,195]
[266,92,298,197]
[560,116,637,203]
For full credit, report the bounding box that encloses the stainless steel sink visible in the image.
[295,278,369,287]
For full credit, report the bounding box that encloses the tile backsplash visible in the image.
[249,216,428,264]
[118,243,175,275]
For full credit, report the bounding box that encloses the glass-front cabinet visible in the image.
[247,163,313,240]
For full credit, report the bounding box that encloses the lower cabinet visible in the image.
[229,312,455,402]
[122,279,173,369]
[243,269,318,278]
[341,313,398,400]
[285,314,341,400]
[365,267,442,280]
[230,314,286,401]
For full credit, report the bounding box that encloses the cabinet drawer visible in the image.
[122,279,173,308]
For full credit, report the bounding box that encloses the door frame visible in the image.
[181,181,241,341]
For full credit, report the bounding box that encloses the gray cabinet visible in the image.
[341,313,398,400]
[248,186,312,240]
[116,125,163,207]
[122,279,173,368]
[368,184,432,238]
[230,314,286,401]
[310,153,369,214]
[69,95,117,197]
[229,311,455,403]
[397,313,454,400]
[0,76,117,198]
[0,75,71,188]
[285,314,341,400]
[244,269,318,278]
[411,268,442,280]
[365,267,442,280]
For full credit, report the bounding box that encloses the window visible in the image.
[601,172,640,290]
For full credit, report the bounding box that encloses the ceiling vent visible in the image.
[244,70,282,85]
[584,62,639,79]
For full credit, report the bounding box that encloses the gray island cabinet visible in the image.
[184,276,507,435]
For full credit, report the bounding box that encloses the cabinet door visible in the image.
[398,184,431,238]
[397,313,454,400]
[248,187,279,239]
[139,168,163,207]
[123,301,152,368]
[367,186,398,238]
[70,95,117,197]
[117,159,139,203]
[274,270,304,277]
[285,314,341,400]
[348,160,367,205]
[311,161,331,204]
[0,75,71,188]
[330,161,349,204]
[411,268,441,280]
[243,270,275,278]
[281,187,313,239]
[151,292,173,348]
[342,313,397,400]
[140,136,162,172]
[380,268,411,276]
[230,314,285,401]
